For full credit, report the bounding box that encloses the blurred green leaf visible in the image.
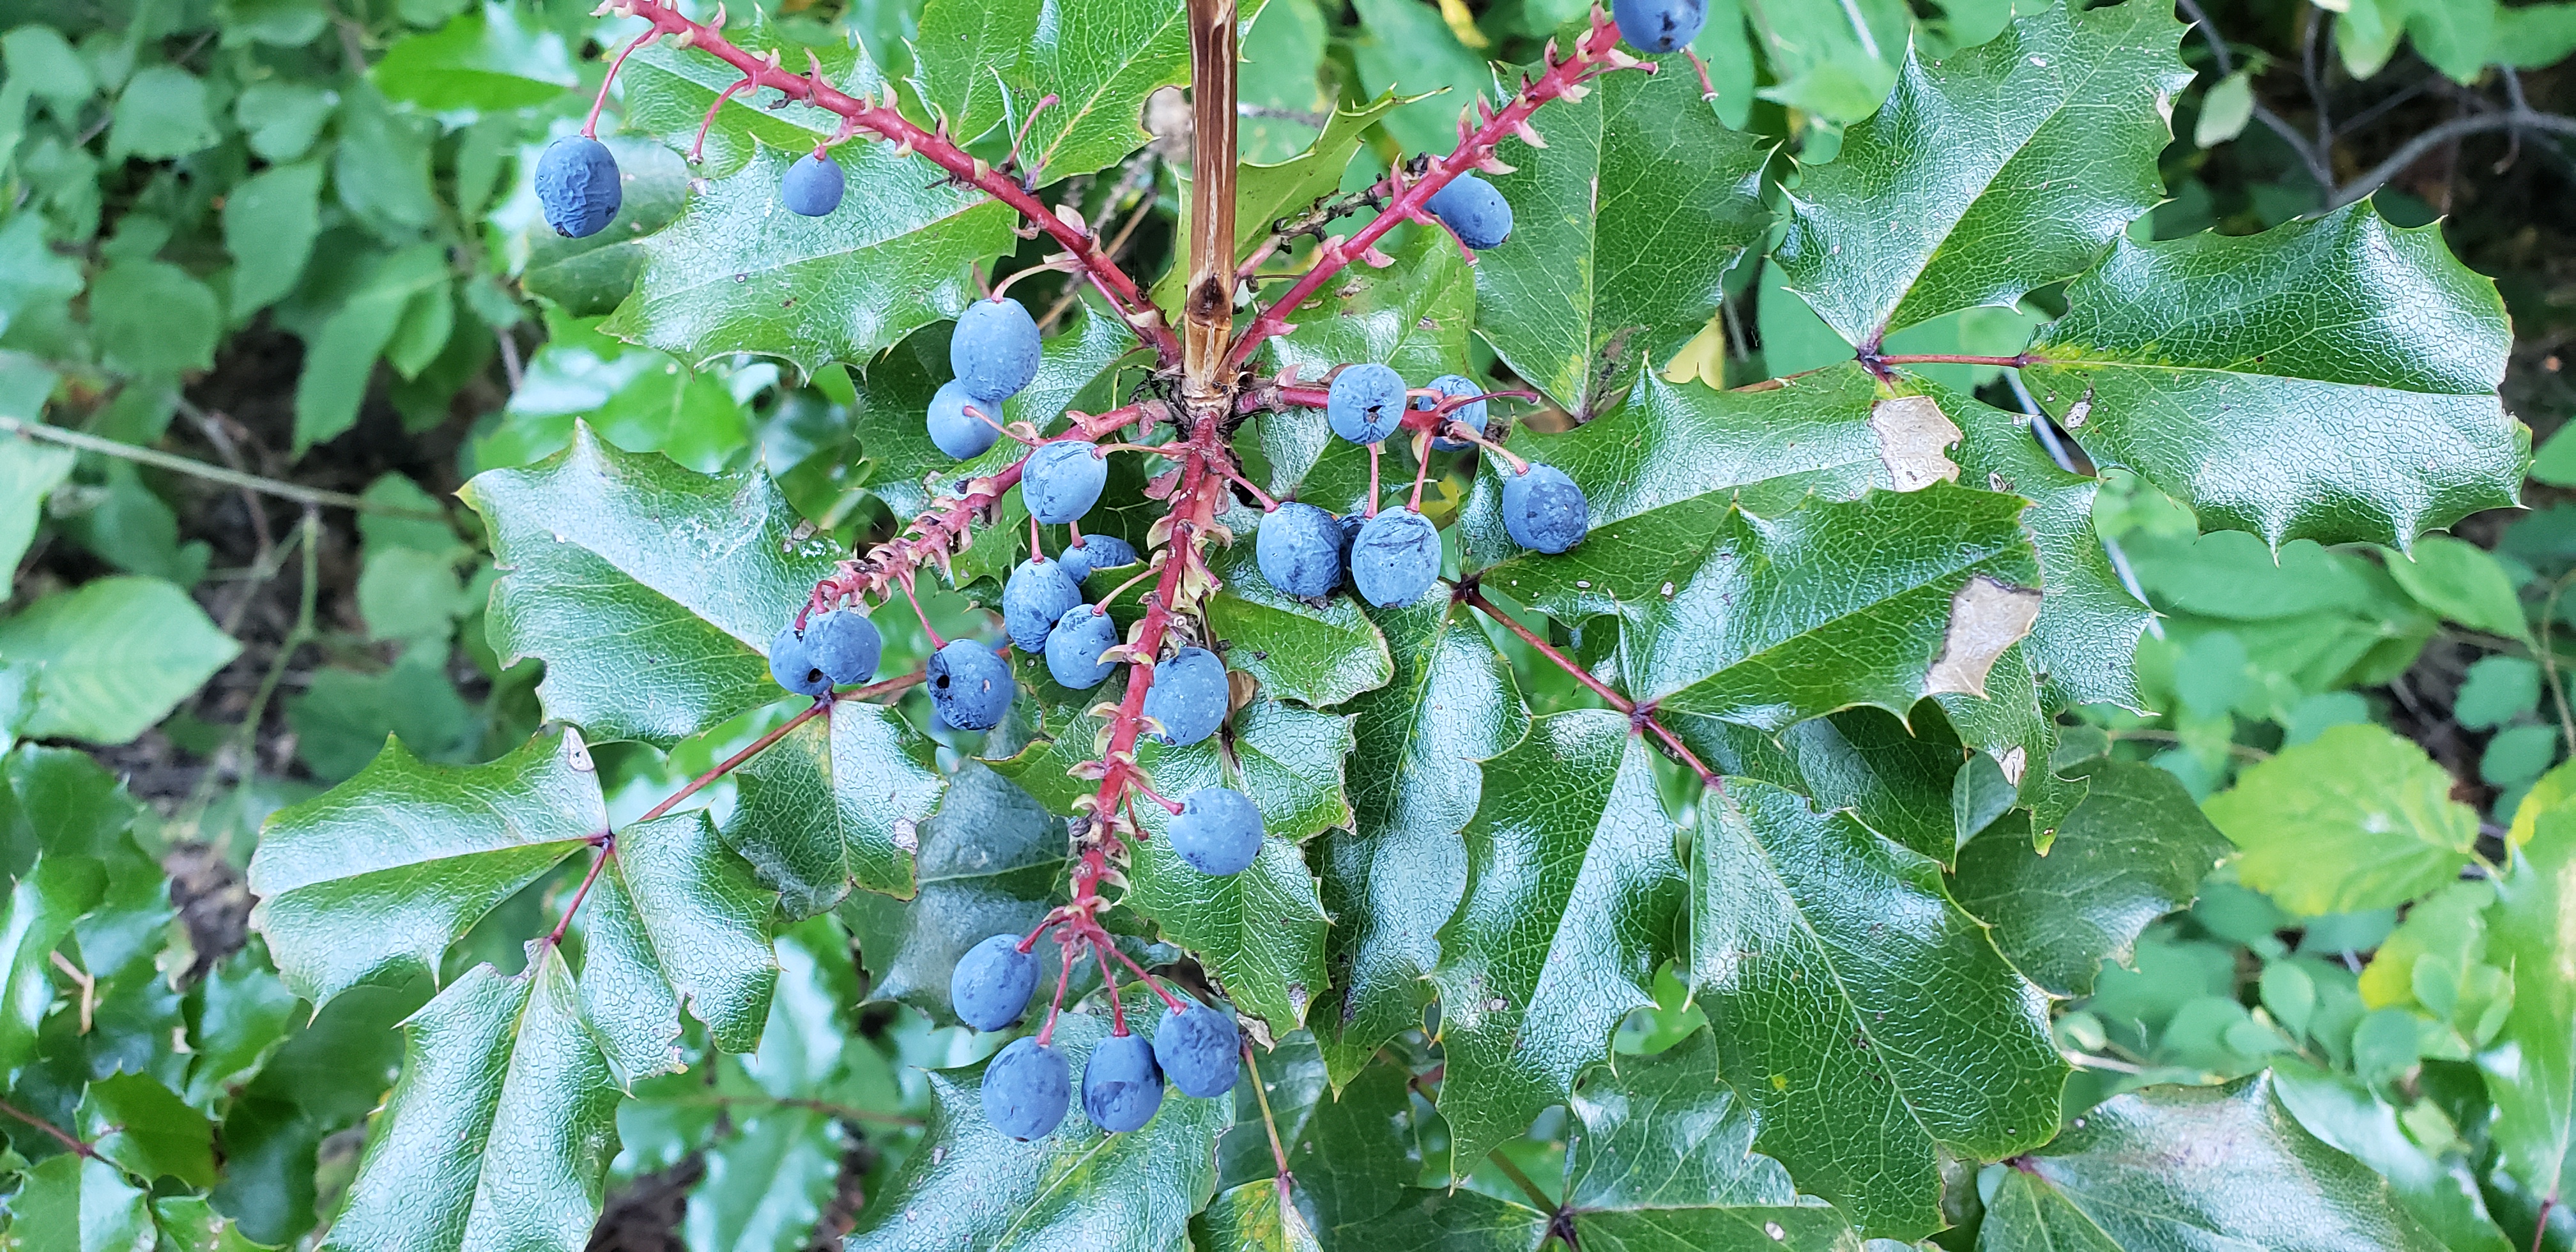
[2385,535,2529,641]
[0,577,240,745]
[372,4,576,111]
[2204,723,2480,916]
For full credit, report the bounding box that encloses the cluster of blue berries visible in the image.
[930,296,1047,459]
[1255,366,1590,609]
[769,607,884,697]
[950,935,1242,1139]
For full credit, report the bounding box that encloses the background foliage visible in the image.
[4,0,2576,1248]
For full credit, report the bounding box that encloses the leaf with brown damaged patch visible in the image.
[1925,575,2044,697]
[1867,395,1965,492]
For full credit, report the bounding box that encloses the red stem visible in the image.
[0,1097,95,1159]
[1103,940,1187,1012]
[1220,11,1637,374]
[1463,588,1721,786]
[544,837,617,950]
[1036,941,1077,1046]
[1094,942,1128,1035]
[610,0,1181,366]
[1869,353,2039,368]
[585,29,656,138]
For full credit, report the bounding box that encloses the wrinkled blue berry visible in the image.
[1059,535,1138,584]
[982,1037,1071,1140]
[1337,511,1363,563]
[950,933,1039,1031]
[1420,374,1489,452]
[1327,363,1406,445]
[1169,786,1262,876]
[1045,607,1121,689]
[1003,558,1083,654]
[953,296,1041,403]
[1501,462,1590,554]
[1081,1032,1165,1133]
[1141,646,1228,747]
[1255,503,1344,599]
[1153,1000,1241,1097]
[780,151,845,217]
[803,609,883,685]
[928,639,1015,730]
[1613,0,1706,52]
[769,624,831,697]
[1023,440,1108,525]
[536,136,622,239]
[928,379,1002,459]
[1425,173,1513,250]
[1351,508,1441,607]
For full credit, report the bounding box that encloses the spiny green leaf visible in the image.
[1316,597,1528,1085]
[602,143,1016,376]
[1215,1041,1413,1231]
[1980,1074,2445,1252]
[0,576,241,745]
[722,699,947,917]
[1774,0,2189,345]
[0,856,107,1083]
[7,1152,154,1252]
[573,809,779,1083]
[912,0,1039,144]
[1205,539,1394,708]
[1561,1029,1862,1251]
[1128,699,1349,1031]
[1156,95,1403,313]
[321,950,622,1252]
[79,1072,214,1189]
[1427,709,1683,1167]
[1195,1179,1324,1252]
[1476,61,1772,415]
[617,23,880,177]
[1326,1187,1550,1251]
[461,425,845,748]
[2024,202,2523,549]
[838,761,1073,1028]
[2271,1060,2515,1252]
[1951,759,2230,997]
[1005,0,1190,183]
[247,728,604,1007]
[2482,800,2576,1202]
[1690,780,2061,1240]
[2203,722,2480,917]
[844,991,1230,1251]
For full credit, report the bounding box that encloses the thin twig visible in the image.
[0,416,448,520]
[654,1092,922,1127]
[1242,1044,1294,1199]
[0,1097,95,1159]
[2333,111,2576,206]
[1490,1150,1556,1212]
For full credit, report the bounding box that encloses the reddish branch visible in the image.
[599,0,1181,367]
[1460,586,1719,786]
[1219,11,1643,375]
[0,1097,95,1159]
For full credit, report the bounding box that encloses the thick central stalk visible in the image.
[1181,0,1239,402]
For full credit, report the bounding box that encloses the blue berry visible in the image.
[803,609,883,685]
[536,137,622,239]
[1613,0,1706,52]
[1081,1032,1165,1133]
[1140,646,1228,746]
[1003,558,1083,653]
[1501,462,1590,554]
[928,638,1015,730]
[780,151,845,217]
[1255,503,1344,599]
[1023,440,1108,525]
[1337,512,1363,563]
[953,297,1041,403]
[1059,535,1138,584]
[1351,508,1441,607]
[1327,363,1406,445]
[1420,374,1489,452]
[982,1037,1071,1140]
[928,379,1002,459]
[1169,786,1262,876]
[1153,1000,1241,1097]
[1045,608,1121,690]
[1425,173,1513,250]
[950,933,1039,1031]
[769,624,831,697]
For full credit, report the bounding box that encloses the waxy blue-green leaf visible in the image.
[844,990,1229,1251]
[1562,1029,1864,1251]
[1476,62,1772,415]
[321,950,622,1252]
[1952,759,2228,996]
[461,425,845,748]
[1206,538,1393,708]
[1128,699,1351,1031]
[573,810,779,1084]
[838,761,1074,1028]
[1428,709,1684,1167]
[1979,1074,2445,1252]
[2204,722,2480,916]
[247,728,604,1007]
[603,143,1015,376]
[1317,597,1528,1085]
[1691,780,2062,1240]
[2024,202,2523,549]
[722,699,947,917]
[1774,0,2189,346]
